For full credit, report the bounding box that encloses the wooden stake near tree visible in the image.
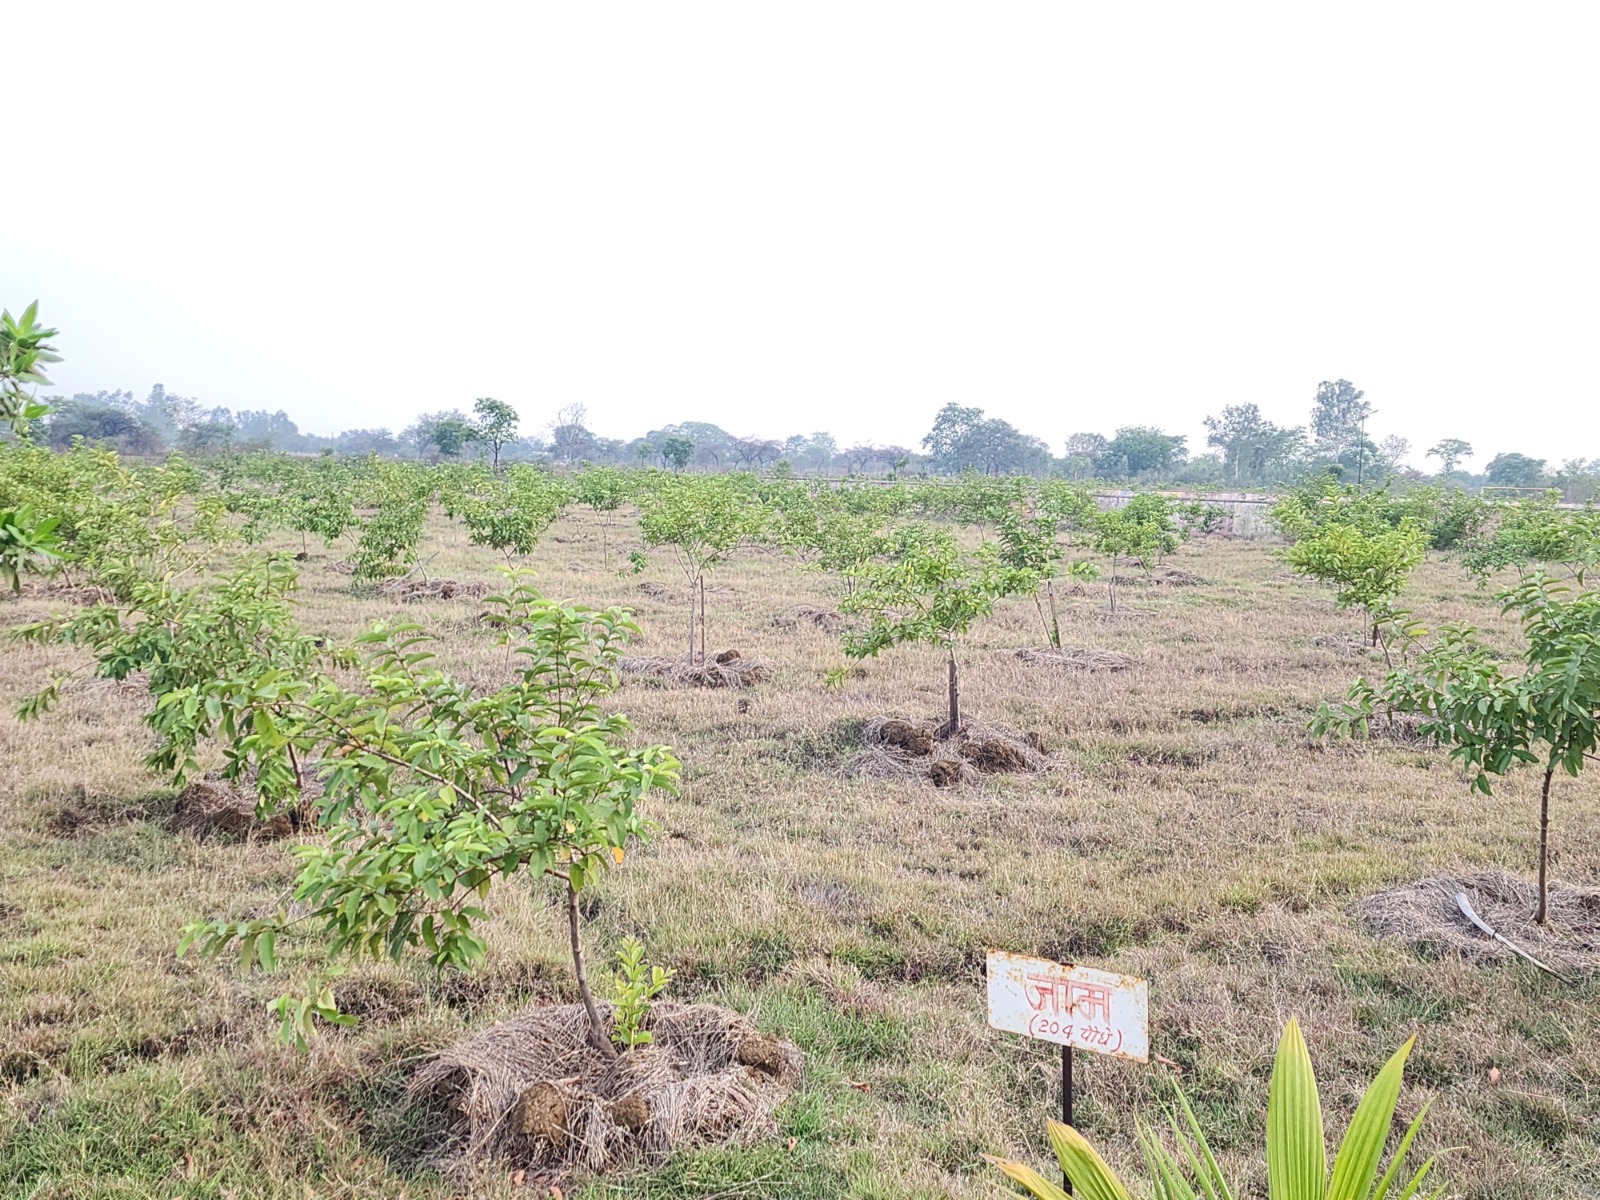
[1315,574,1600,925]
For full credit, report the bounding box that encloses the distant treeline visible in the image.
[35,380,1600,501]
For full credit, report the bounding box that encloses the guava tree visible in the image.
[636,474,767,660]
[1314,575,1600,925]
[1285,520,1426,650]
[17,557,337,816]
[0,441,226,591]
[471,396,520,472]
[840,524,1014,736]
[351,465,432,584]
[454,466,572,561]
[1459,493,1600,582]
[574,465,631,569]
[0,505,62,592]
[174,573,680,1053]
[995,507,1098,648]
[1,300,60,435]
[1090,493,1182,614]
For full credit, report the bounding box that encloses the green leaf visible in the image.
[1327,1036,1414,1200]
[1267,1018,1326,1200]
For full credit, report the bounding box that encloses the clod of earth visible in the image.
[732,1033,789,1075]
[853,716,1047,786]
[514,1080,570,1144]
[959,736,1032,773]
[877,718,934,756]
[408,1001,802,1178]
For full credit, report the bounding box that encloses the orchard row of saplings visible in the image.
[4,425,1598,1189]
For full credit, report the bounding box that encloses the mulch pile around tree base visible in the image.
[1356,872,1600,974]
[849,715,1049,787]
[169,778,292,841]
[407,1001,802,1179]
[1013,647,1133,672]
[771,605,846,633]
[618,651,773,688]
[1110,568,1205,588]
[388,579,490,602]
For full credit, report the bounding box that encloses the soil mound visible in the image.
[389,579,489,602]
[619,654,773,689]
[1014,647,1133,672]
[771,605,845,633]
[851,716,1048,786]
[408,1001,801,1178]
[1356,872,1600,973]
[637,581,672,599]
[169,779,291,841]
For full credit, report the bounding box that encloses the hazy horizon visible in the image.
[7,3,1597,469]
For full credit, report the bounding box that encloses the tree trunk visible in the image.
[286,739,309,830]
[943,646,961,738]
[686,576,698,662]
[1537,766,1554,925]
[1046,579,1062,649]
[567,880,617,1059]
[699,577,707,664]
[1109,555,1118,614]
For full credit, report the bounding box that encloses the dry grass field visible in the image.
[2,506,1597,1199]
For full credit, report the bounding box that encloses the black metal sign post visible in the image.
[1061,1043,1074,1195]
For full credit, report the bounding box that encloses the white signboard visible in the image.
[986,949,1149,1063]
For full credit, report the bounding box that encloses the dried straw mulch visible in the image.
[850,715,1049,787]
[618,651,773,689]
[408,1001,802,1178]
[1014,646,1134,672]
[771,604,845,633]
[1356,872,1600,974]
[1110,568,1205,588]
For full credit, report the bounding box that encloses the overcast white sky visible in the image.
[6,3,1596,468]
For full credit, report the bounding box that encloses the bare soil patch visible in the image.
[1357,872,1600,973]
[850,716,1048,786]
[619,652,773,689]
[407,1001,801,1178]
[771,604,845,633]
[1014,646,1133,672]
